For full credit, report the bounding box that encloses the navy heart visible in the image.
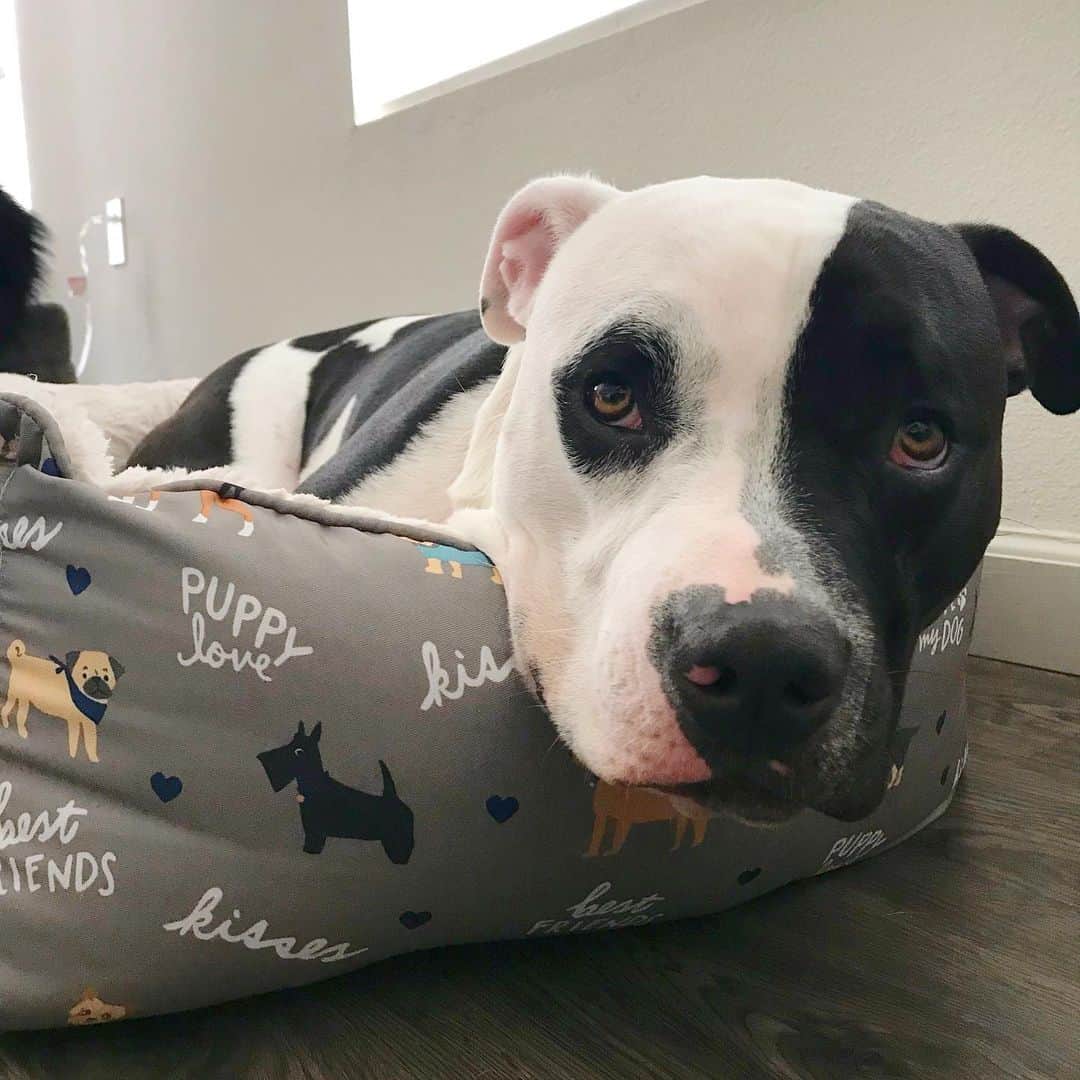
[40,457,61,477]
[151,772,183,803]
[399,910,431,930]
[486,795,519,823]
[65,565,92,596]
[935,710,947,734]
[738,867,762,886]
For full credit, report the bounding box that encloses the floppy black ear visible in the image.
[108,656,125,680]
[953,224,1080,414]
[64,650,80,670]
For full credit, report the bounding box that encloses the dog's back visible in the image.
[126,310,507,509]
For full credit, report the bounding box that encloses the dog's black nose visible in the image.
[657,589,849,760]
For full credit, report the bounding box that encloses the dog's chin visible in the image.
[662,775,803,825]
[662,762,889,826]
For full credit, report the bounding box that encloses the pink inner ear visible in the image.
[499,214,555,327]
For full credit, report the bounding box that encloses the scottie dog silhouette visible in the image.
[257,721,414,864]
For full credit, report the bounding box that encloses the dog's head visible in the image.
[65,650,124,702]
[450,175,1079,823]
[257,720,325,792]
[67,988,127,1025]
[0,186,44,343]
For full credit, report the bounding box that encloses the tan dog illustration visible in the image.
[67,987,128,1025]
[110,487,255,536]
[586,780,712,857]
[2,640,125,763]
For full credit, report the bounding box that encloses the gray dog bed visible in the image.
[0,393,976,1029]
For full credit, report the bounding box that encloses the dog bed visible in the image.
[0,390,976,1029]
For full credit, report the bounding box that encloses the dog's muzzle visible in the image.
[82,676,113,701]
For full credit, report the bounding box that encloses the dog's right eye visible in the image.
[586,377,641,429]
[294,748,303,756]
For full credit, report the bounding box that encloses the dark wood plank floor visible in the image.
[2,657,1076,1080]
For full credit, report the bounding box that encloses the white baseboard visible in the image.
[969,526,1080,676]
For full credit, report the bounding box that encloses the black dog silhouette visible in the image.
[257,721,414,863]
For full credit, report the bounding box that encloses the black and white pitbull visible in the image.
[127,175,1079,823]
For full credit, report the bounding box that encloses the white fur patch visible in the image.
[228,342,323,490]
[339,380,495,520]
[348,315,428,352]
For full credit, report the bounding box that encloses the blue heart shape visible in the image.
[485,794,519,823]
[66,565,92,596]
[151,772,183,803]
[399,910,432,930]
[40,457,61,477]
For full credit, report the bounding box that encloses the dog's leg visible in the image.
[82,720,99,764]
[449,560,463,579]
[690,816,707,846]
[15,698,29,738]
[303,831,327,855]
[607,817,633,855]
[585,813,609,858]
[67,717,80,758]
[192,489,215,525]
[672,814,689,851]
[423,557,444,575]
[216,496,254,537]
[1,693,12,728]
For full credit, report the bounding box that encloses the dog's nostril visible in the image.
[686,664,720,687]
[782,678,826,708]
[685,664,738,693]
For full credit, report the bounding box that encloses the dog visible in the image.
[111,176,1080,823]
[110,486,255,536]
[67,987,128,1025]
[2,640,125,763]
[586,779,712,857]
[408,539,503,583]
[257,721,414,862]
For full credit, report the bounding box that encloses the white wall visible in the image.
[15,0,1080,538]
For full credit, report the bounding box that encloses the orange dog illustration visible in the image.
[68,987,128,1025]
[110,487,254,536]
[585,780,712,856]
[2,640,125,763]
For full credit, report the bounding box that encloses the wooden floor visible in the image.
[2,658,1076,1080]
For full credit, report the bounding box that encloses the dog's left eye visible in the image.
[586,377,641,429]
[889,417,949,470]
[294,748,303,756]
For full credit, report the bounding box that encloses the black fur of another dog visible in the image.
[257,721,414,863]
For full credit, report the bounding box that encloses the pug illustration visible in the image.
[67,987,128,1025]
[2,640,125,763]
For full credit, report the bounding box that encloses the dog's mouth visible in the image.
[81,676,113,701]
[661,749,889,825]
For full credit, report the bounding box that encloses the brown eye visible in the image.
[587,378,641,429]
[890,418,948,469]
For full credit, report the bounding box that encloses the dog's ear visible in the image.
[953,224,1080,414]
[65,650,80,670]
[310,721,322,743]
[479,174,621,345]
[0,187,45,344]
[108,656,125,680]
[297,720,306,735]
